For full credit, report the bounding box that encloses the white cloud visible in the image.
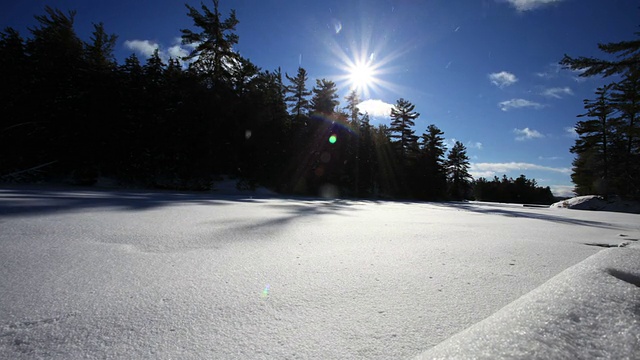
[542,87,573,99]
[489,71,518,88]
[499,99,544,111]
[504,0,565,11]
[514,127,545,141]
[549,185,575,198]
[124,39,159,57]
[469,162,571,179]
[564,126,578,138]
[357,99,394,118]
[168,45,189,59]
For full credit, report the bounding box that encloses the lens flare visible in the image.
[329,134,338,144]
[319,19,411,99]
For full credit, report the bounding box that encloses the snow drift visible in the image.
[551,195,640,214]
[416,243,640,359]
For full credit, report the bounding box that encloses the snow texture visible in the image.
[551,195,640,214]
[417,243,640,359]
[1,187,639,359]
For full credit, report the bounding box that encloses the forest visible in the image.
[1,2,559,204]
[562,32,640,201]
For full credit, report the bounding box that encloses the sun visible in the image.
[320,22,411,99]
[348,61,375,92]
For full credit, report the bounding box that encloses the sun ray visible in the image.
[318,21,415,100]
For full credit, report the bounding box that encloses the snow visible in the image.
[551,195,640,214]
[416,243,640,359]
[1,188,639,359]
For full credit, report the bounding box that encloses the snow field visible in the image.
[1,188,639,359]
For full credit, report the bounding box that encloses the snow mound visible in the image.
[416,243,640,359]
[551,195,640,214]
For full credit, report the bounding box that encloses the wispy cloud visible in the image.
[514,127,545,141]
[536,63,562,79]
[542,87,573,99]
[357,99,394,118]
[499,98,544,111]
[469,162,571,179]
[538,156,562,160]
[570,68,588,83]
[549,185,575,198]
[503,0,565,12]
[467,141,483,150]
[564,126,578,138]
[124,39,159,57]
[489,71,518,88]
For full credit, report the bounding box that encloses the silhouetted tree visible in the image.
[181,0,240,85]
[473,175,554,204]
[285,67,312,122]
[562,27,640,199]
[416,124,447,200]
[389,98,419,163]
[311,78,339,115]
[570,84,617,195]
[446,141,472,200]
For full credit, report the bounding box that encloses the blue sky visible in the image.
[2,0,638,196]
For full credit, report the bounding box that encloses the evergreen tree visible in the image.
[560,34,640,77]
[446,141,472,200]
[473,175,554,204]
[25,7,86,179]
[83,22,117,71]
[562,27,640,199]
[285,67,311,121]
[344,90,361,126]
[570,84,617,195]
[611,71,640,197]
[355,113,376,196]
[417,124,447,200]
[389,98,419,162]
[181,0,240,84]
[311,78,339,115]
[0,27,32,179]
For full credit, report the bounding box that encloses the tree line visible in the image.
[562,28,640,200]
[0,2,554,203]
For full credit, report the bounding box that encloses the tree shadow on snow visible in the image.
[437,202,619,229]
[0,185,359,219]
[0,185,268,217]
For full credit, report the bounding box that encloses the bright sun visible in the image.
[348,61,374,91]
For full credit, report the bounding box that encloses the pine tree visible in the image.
[560,34,640,77]
[611,71,640,197]
[570,84,616,195]
[344,90,361,126]
[311,78,339,115]
[285,67,311,121]
[26,7,85,179]
[389,98,419,162]
[562,28,640,199]
[446,141,472,200]
[417,124,447,199]
[83,22,117,71]
[181,0,240,84]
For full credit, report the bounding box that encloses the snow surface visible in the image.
[1,187,639,359]
[416,243,640,359]
[551,195,640,214]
